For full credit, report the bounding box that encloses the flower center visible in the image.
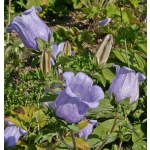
[76,92,80,96]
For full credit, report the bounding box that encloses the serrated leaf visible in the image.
[14,106,30,122]
[33,109,49,127]
[5,116,26,130]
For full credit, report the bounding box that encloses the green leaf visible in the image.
[87,136,102,148]
[31,56,40,66]
[36,37,52,51]
[137,44,147,54]
[132,123,147,143]
[124,8,140,24]
[39,93,57,102]
[5,116,27,130]
[33,109,49,127]
[106,4,120,17]
[102,68,114,83]
[17,140,37,150]
[129,0,140,8]
[134,53,146,70]
[132,140,147,150]
[92,72,106,87]
[119,97,130,108]
[64,137,90,150]
[48,0,56,6]
[112,49,128,63]
[26,0,49,8]
[93,119,119,137]
[68,124,79,132]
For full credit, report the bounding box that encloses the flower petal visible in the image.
[69,72,93,100]
[63,72,75,86]
[99,18,112,27]
[82,85,104,108]
[55,87,89,123]
[4,122,26,147]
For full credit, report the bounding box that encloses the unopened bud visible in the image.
[96,34,113,65]
[62,41,72,56]
[40,50,51,75]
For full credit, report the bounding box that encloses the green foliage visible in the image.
[54,25,96,52]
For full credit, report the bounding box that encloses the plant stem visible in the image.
[56,68,64,90]
[7,0,11,44]
[46,84,56,94]
[70,130,77,149]
[119,0,130,68]
[98,112,118,150]
[118,141,123,150]
[58,134,73,148]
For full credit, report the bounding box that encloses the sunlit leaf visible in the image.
[5,116,26,130]
[125,8,140,24]
[26,0,49,8]
[77,120,89,130]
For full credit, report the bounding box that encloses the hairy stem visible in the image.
[70,130,77,149]
[46,84,56,94]
[59,134,73,148]
[118,141,123,150]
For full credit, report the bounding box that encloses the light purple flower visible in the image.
[4,121,26,147]
[55,72,104,123]
[108,65,146,104]
[99,18,112,27]
[6,6,51,50]
[77,120,97,140]
[50,42,66,65]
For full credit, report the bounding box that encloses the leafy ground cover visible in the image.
[4,0,147,149]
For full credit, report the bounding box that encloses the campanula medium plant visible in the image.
[109,65,146,103]
[6,6,51,50]
[55,71,104,123]
[4,121,26,148]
